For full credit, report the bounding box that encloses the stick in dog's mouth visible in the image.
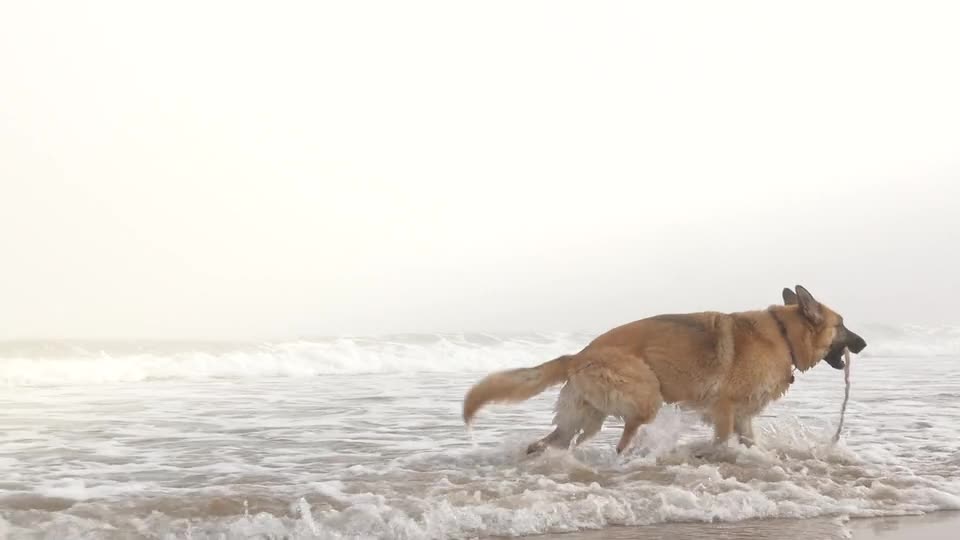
[832,348,852,443]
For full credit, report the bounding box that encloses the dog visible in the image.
[462,285,867,455]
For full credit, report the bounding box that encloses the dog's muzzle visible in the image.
[824,329,867,369]
[846,331,867,354]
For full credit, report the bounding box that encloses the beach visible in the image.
[529,512,960,539]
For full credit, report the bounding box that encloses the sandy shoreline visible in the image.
[516,511,960,540]
[849,511,960,539]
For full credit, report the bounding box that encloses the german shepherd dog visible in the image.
[463,286,867,455]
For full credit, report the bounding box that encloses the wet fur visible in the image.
[462,286,864,455]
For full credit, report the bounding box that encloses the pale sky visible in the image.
[2,1,958,340]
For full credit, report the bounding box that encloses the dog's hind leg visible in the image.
[574,409,605,447]
[711,399,735,445]
[615,386,662,454]
[616,417,644,454]
[526,383,592,455]
[734,413,756,446]
[526,428,568,455]
[570,349,664,455]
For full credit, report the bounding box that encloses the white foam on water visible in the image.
[34,478,161,502]
[6,393,960,539]
[5,428,958,539]
[1,324,958,387]
[1,333,958,539]
[0,333,590,387]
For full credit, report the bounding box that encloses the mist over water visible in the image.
[3,3,960,341]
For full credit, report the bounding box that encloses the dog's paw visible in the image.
[616,445,650,461]
[690,440,729,461]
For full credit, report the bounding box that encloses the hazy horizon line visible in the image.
[2,318,952,345]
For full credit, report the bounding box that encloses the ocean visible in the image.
[1,325,959,539]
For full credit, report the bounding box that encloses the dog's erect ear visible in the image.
[795,285,824,325]
[782,288,798,306]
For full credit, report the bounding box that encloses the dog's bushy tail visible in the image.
[463,355,574,425]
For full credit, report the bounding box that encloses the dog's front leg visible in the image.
[711,400,735,445]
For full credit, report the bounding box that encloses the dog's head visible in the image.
[782,285,867,370]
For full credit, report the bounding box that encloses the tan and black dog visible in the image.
[463,285,867,454]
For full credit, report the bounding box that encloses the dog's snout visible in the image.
[848,332,867,354]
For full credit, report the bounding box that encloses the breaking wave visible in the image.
[0,333,590,387]
[1,324,957,387]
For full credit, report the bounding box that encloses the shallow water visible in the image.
[1,330,959,539]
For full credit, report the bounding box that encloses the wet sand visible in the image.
[527,511,960,540]
[850,511,960,539]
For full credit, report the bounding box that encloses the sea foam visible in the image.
[0,324,957,387]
